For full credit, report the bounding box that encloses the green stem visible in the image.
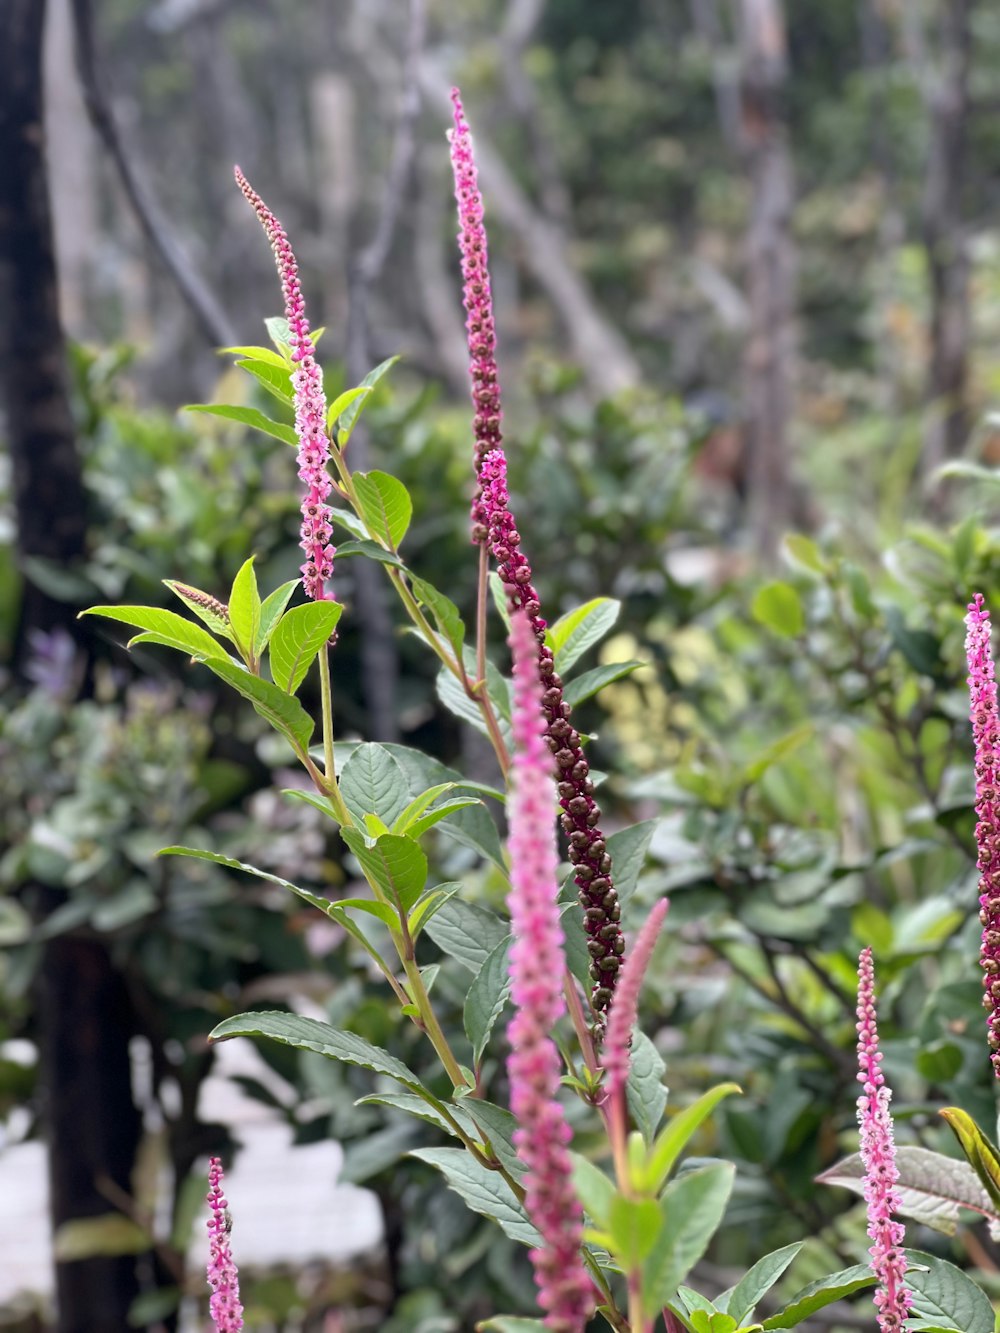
[401,955,467,1089]
[311,648,352,826]
[476,539,488,687]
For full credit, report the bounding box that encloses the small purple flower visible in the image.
[966,593,1000,1074]
[601,898,669,1103]
[481,448,625,1021]
[235,167,335,603]
[206,1157,244,1332]
[448,88,504,542]
[856,948,911,1333]
[506,607,594,1333]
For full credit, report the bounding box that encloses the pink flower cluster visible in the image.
[601,898,669,1102]
[856,949,911,1333]
[505,608,594,1333]
[966,593,1000,1074]
[448,88,504,541]
[235,167,335,603]
[206,1157,244,1332]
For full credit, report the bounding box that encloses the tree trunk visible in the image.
[0,4,144,1328]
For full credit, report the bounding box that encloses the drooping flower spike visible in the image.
[966,593,1000,1075]
[206,1156,244,1332]
[448,88,503,541]
[481,449,625,1020]
[235,168,335,603]
[601,897,669,1104]
[506,607,594,1333]
[856,949,911,1333]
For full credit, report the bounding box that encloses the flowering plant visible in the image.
[83,92,999,1333]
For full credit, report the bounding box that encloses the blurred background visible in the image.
[3,0,1000,1329]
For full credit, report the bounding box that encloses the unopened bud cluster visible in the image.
[966,594,1000,1073]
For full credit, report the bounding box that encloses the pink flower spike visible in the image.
[856,949,911,1333]
[235,167,335,603]
[966,593,1000,1074]
[448,88,503,542]
[206,1157,244,1332]
[601,898,669,1103]
[506,607,594,1333]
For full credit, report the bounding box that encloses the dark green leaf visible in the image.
[905,1250,994,1333]
[626,1029,668,1143]
[762,1266,875,1329]
[726,1242,804,1327]
[464,937,512,1066]
[408,1146,540,1246]
[340,743,412,826]
[548,598,622,674]
[642,1163,736,1310]
[201,658,314,753]
[462,1100,524,1180]
[424,899,509,972]
[563,660,645,708]
[269,601,341,693]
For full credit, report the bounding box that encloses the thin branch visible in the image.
[70,0,236,348]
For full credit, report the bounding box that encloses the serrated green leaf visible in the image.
[340,743,412,827]
[647,1084,742,1193]
[642,1163,736,1311]
[411,576,466,658]
[327,385,371,433]
[158,845,329,912]
[235,357,294,405]
[626,1029,668,1144]
[761,1265,875,1329]
[81,605,228,662]
[904,1250,994,1333]
[547,598,622,674]
[338,355,399,442]
[464,937,512,1066]
[424,899,509,972]
[256,580,300,655]
[341,830,428,916]
[408,1146,540,1246]
[726,1242,804,1327]
[201,658,314,752]
[228,557,261,659]
[354,471,413,549]
[185,403,297,447]
[163,580,235,642]
[563,660,645,708]
[269,601,341,693]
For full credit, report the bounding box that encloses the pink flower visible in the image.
[206,1157,244,1332]
[506,607,594,1333]
[966,593,1000,1074]
[482,448,624,1020]
[235,168,335,603]
[601,898,669,1102]
[448,88,503,542]
[856,949,911,1333]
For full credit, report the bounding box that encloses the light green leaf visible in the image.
[235,357,294,405]
[163,579,235,642]
[218,343,289,369]
[726,1242,804,1328]
[571,1154,616,1226]
[228,557,261,659]
[158,846,328,912]
[201,658,314,752]
[269,601,342,693]
[408,882,463,937]
[939,1107,1000,1214]
[281,787,339,821]
[935,459,1000,487]
[340,743,413,827]
[642,1163,736,1311]
[411,576,466,659]
[81,605,227,662]
[54,1214,150,1261]
[751,582,804,638]
[264,316,293,353]
[408,1146,540,1246]
[256,580,300,655]
[547,598,622,674]
[478,1320,548,1332]
[424,899,509,972]
[762,1266,875,1329]
[607,1195,663,1265]
[334,539,408,570]
[464,937,512,1066]
[627,1029,668,1143]
[353,471,413,549]
[380,744,506,868]
[392,783,458,832]
[647,1083,742,1193]
[905,1250,994,1333]
[607,820,658,905]
[185,403,297,447]
[327,385,371,434]
[489,571,512,631]
[783,533,828,574]
[563,660,645,708]
[336,896,399,930]
[405,798,482,840]
[329,508,370,539]
[338,355,399,442]
[341,830,428,916]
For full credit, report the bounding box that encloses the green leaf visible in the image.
[340,743,413,827]
[751,582,804,637]
[478,1320,548,1333]
[646,1084,742,1192]
[818,1145,998,1236]
[334,539,408,570]
[905,1249,995,1333]
[158,846,328,912]
[265,316,293,354]
[163,580,235,642]
[269,601,342,693]
[642,1163,736,1311]
[424,899,510,972]
[329,508,370,539]
[761,1266,875,1329]
[336,896,399,930]
[563,660,645,708]
[185,403,297,447]
[219,343,289,369]
[547,598,622,674]
[560,903,592,988]
[405,798,482,840]
[462,1100,524,1180]
[411,576,466,658]
[436,666,513,747]
[408,1146,540,1246]
[281,787,339,821]
[327,385,371,433]
[228,557,261,659]
[489,571,512,631]
[353,471,413,549]
[783,533,828,574]
[341,830,428,916]
[939,1108,1000,1214]
[464,937,512,1066]
[626,1029,668,1143]
[570,1154,616,1226]
[726,1242,804,1327]
[235,357,294,405]
[935,459,1000,487]
[690,1314,738,1333]
[201,658,314,753]
[81,605,228,662]
[741,724,813,785]
[607,1195,663,1265]
[379,744,506,868]
[338,355,399,442]
[357,1091,465,1139]
[607,820,658,905]
[408,882,463,937]
[392,783,458,832]
[209,1011,433,1097]
[255,580,300,655]
[54,1214,150,1261]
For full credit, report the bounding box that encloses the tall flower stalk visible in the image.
[966,593,1000,1075]
[206,1157,244,1332]
[856,948,911,1333]
[235,167,335,603]
[506,607,594,1333]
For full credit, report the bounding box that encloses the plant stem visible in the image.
[401,954,467,1089]
[314,647,352,826]
[476,539,489,687]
